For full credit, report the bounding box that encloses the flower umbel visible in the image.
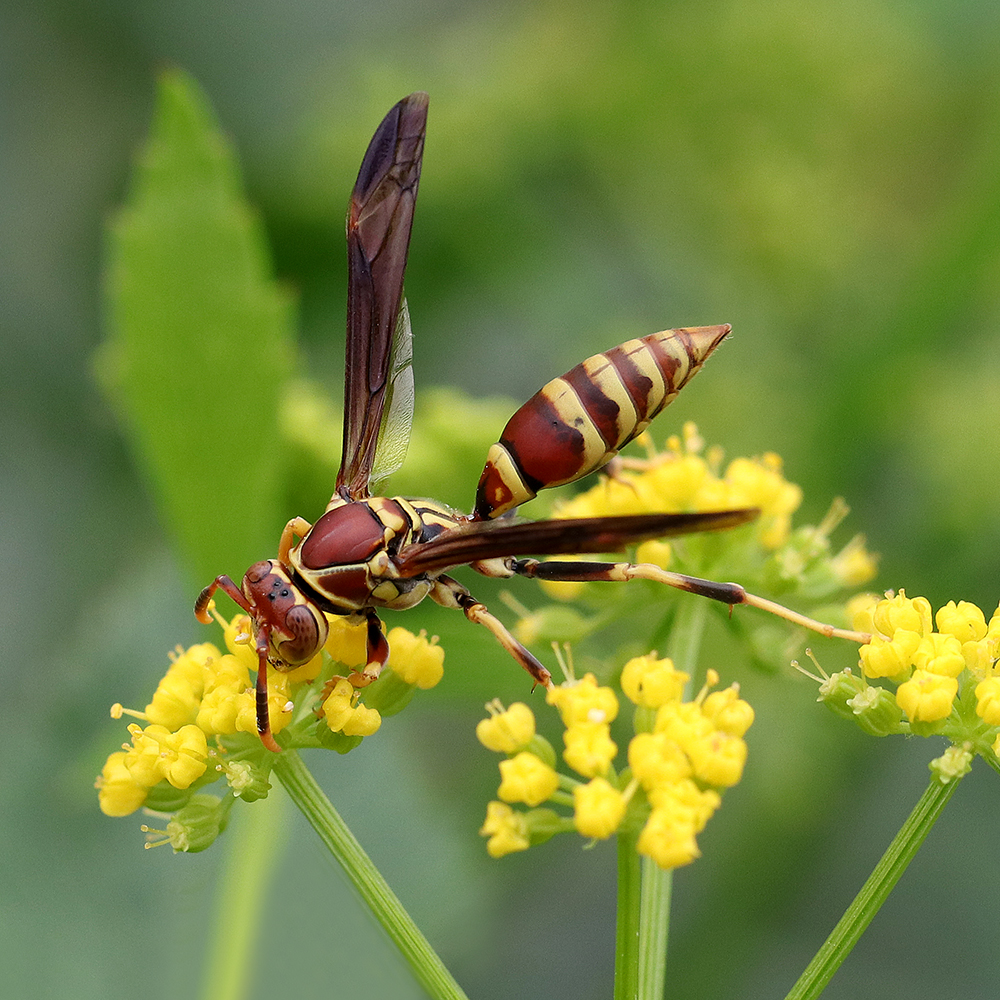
[478,661,754,870]
[96,611,444,849]
[812,590,1000,771]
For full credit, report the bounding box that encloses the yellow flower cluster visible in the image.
[553,423,803,550]
[96,613,445,829]
[477,656,754,870]
[819,591,1000,763]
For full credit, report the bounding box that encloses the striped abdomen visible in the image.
[473,325,731,520]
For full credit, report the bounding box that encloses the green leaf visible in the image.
[99,68,296,583]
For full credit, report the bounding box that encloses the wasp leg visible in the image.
[513,558,871,644]
[252,632,283,754]
[279,516,314,564]
[347,610,391,687]
[194,575,249,623]
[430,575,553,688]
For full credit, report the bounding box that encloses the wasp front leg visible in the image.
[430,575,552,688]
[513,558,871,643]
[194,575,250,624]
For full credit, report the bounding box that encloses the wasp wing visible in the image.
[368,297,415,492]
[337,92,428,501]
[393,508,759,578]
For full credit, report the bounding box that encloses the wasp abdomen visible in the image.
[474,325,730,520]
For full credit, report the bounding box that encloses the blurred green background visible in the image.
[5,1,1000,998]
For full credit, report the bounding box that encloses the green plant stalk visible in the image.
[637,859,673,999]
[615,827,642,1000]
[613,594,709,1000]
[200,789,289,1000]
[784,774,961,1000]
[273,749,470,1000]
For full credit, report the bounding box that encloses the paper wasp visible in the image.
[196,92,855,751]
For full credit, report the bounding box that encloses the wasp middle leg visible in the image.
[430,575,553,688]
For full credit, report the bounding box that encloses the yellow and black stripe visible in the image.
[473,325,730,519]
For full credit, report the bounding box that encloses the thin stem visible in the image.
[784,774,961,1000]
[272,749,469,1000]
[200,789,288,1000]
[665,593,709,675]
[612,593,707,1000]
[637,859,673,1000]
[615,827,642,1000]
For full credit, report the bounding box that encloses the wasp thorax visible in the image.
[299,501,403,568]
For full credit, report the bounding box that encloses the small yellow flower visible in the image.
[498,752,560,807]
[196,653,250,735]
[145,643,217,730]
[872,591,932,638]
[975,677,1000,726]
[912,633,965,678]
[546,673,618,727]
[573,778,627,839]
[701,686,755,737]
[620,654,687,709]
[480,801,530,858]
[722,454,802,548]
[895,669,958,723]
[342,702,381,737]
[385,628,444,689]
[859,631,920,680]
[988,605,1000,640]
[325,617,368,668]
[627,731,692,788]
[124,723,209,789]
[685,730,748,788]
[636,805,702,870]
[962,639,994,678]
[562,722,618,778]
[935,601,988,643]
[654,700,712,746]
[96,751,149,817]
[321,677,382,737]
[476,702,536,753]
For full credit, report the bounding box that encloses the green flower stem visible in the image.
[615,827,641,1000]
[201,789,289,1000]
[784,774,961,1000]
[272,749,469,1000]
[614,807,676,1000]
[664,592,709,678]
[637,858,673,1000]
[613,593,708,1000]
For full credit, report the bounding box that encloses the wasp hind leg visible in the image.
[430,576,552,688]
[512,558,870,643]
